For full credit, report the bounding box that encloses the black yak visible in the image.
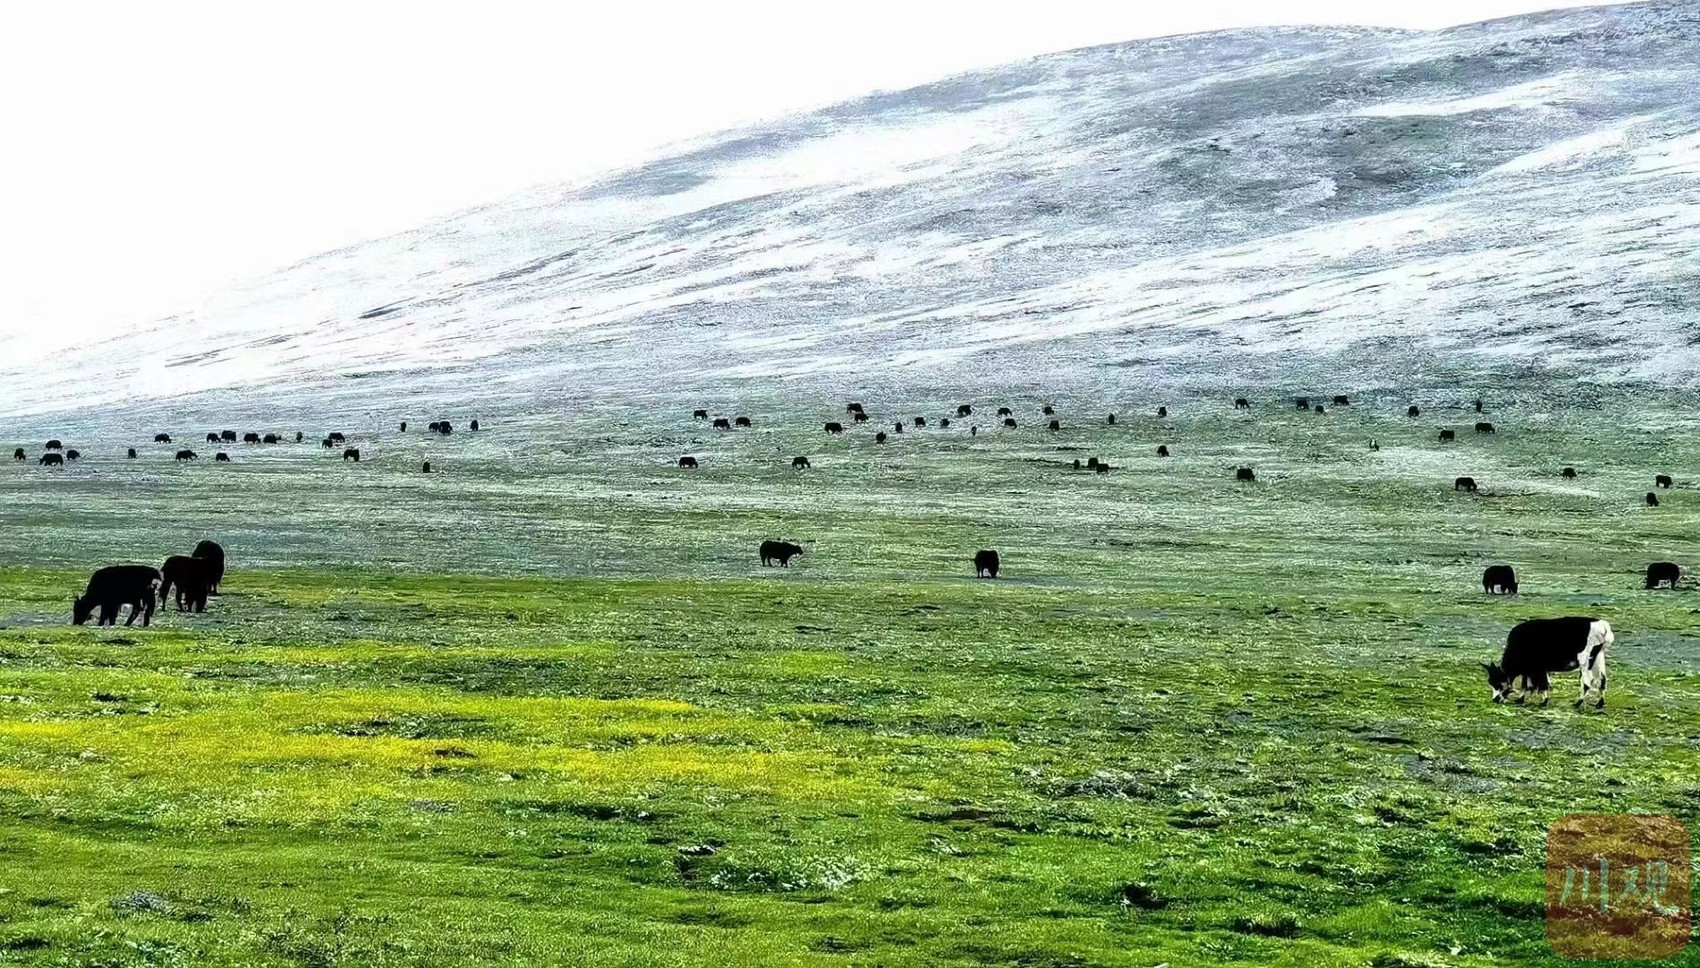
[64,449,80,462]
[160,555,215,613]
[1236,467,1256,482]
[174,450,197,461]
[894,422,904,434]
[1042,406,1055,416]
[693,409,708,421]
[1234,398,1251,410]
[423,461,432,473]
[1455,477,1478,493]
[975,549,1000,579]
[713,418,732,431]
[428,422,442,433]
[1562,467,1577,479]
[73,565,161,627]
[1647,492,1661,507]
[1157,445,1169,457]
[824,422,844,434]
[400,421,409,432]
[759,540,804,567]
[127,448,137,459]
[957,405,972,417]
[207,433,221,443]
[263,433,280,444]
[1002,418,1017,429]
[848,403,865,414]
[914,417,926,427]
[343,449,361,462]
[1646,562,1681,590]
[215,452,231,462]
[1482,565,1518,595]
[734,416,751,428]
[193,540,226,595]
[1157,406,1168,418]
[1656,474,1673,489]
[1048,420,1060,432]
[45,439,62,451]
[1315,405,1327,414]
[1475,422,1495,435]
[243,432,261,444]
[997,407,1012,417]
[155,433,171,443]
[1107,414,1116,425]
[678,456,699,469]
[853,412,869,423]
[939,418,951,428]
[1475,398,1484,413]
[1408,406,1420,418]
[329,433,346,443]
[1295,398,1309,410]
[1333,395,1350,406]
[436,423,453,436]
[1439,430,1456,442]
[38,453,63,466]
[470,420,479,431]
[792,456,810,470]
[221,431,238,442]
[1483,617,1612,708]
[12,448,22,461]
[875,432,888,443]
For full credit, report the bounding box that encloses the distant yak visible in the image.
[65,449,80,462]
[470,420,479,431]
[45,439,62,451]
[1315,405,1327,414]
[1647,492,1660,507]
[1157,406,1168,418]
[428,422,442,433]
[853,412,869,423]
[1157,445,1169,457]
[894,422,904,433]
[1646,562,1681,589]
[1295,398,1309,410]
[713,418,732,430]
[174,450,197,461]
[759,540,804,568]
[848,403,865,414]
[875,432,888,443]
[159,555,214,613]
[1333,395,1349,406]
[1475,422,1495,434]
[1656,474,1673,489]
[914,416,926,428]
[243,432,261,444]
[263,433,281,444]
[1003,418,1017,429]
[400,421,409,432]
[792,456,810,470]
[1439,430,1456,442]
[734,416,751,428]
[1455,477,1478,493]
[1562,467,1577,479]
[1475,399,1484,413]
[329,433,346,443]
[436,423,453,436]
[1094,463,1110,475]
[1483,565,1518,595]
[957,405,972,417]
[939,418,950,428]
[422,461,432,473]
[343,448,361,462]
[12,448,23,461]
[678,456,698,469]
[1408,406,1420,418]
[1042,406,1055,416]
[824,422,844,434]
[693,409,708,421]
[1107,414,1116,425]
[1234,398,1251,410]
[208,433,221,443]
[154,433,171,443]
[38,453,63,467]
[215,452,231,462]
[221,431,238,442]
[996,407,1012,417]
[127,448,137,459]
[1236,467,1256,482]
[1048,420,1060,432]
[974,549,1000,579]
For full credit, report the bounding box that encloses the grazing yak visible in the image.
[1157,445,1170,457]
[422,461,432,473]
[792,456,810,470]
[263,433,281,444]
[155,433,171,443]
[295,432,303,443]
[400,421,409,432]
[1647,492,1661,507]
[1048,420,1061,432]
[678,456,699,469]
[939,418,951,428]
[1475,422,1496,435]
[243,432,261,444]
[914,417,926,427]
[1439,429,1456,442]
[221,431,238,442]
[894,422,904,433]
[1072,459,1081,470]
[1455,477,1478,493]
[1656,474,1674,489]
[734,416,751,428]
[215,452,231,462]
[853,412,869,423]
[1314,405,1327,414]
[1107,414,1115,425]
[38,453,64,467]
[1002,418,1017,429]
[1295,398,1309,410]
[1157,406,1168,418]
[997,407,1013,417]
[174,450,197,462]
[957,405,972,417]
[1482,565,1518,595]
[328,433,346,444]
[470,420,480,431]
[1408,406,1420,418]
[73,565,161,627]
[428,422,441,433]
[1483,617,1613,708]
[45,439,62,451]
[1236,467,1256,482]
[1333,395,1350,406]
[759,540,804,568]
[1646,562,1681,589]
[693,409,708,421]
[970,426,977,437]
[975,549,1000,579]
[1562,467,1577,479]
[436,422,453,436]
[712,418,732,431]
[1042,406,1055,416]
[1235,398,1251,410]
[12,448,23,461]
[1475,398,1485,413]
[65,449,80,462]
[159,555,215,613]
[193,540,226,595]
[1094,463,1110,475]
[824,422,844,434]
[321,437,335,449]
[875,432,888,444]
[1087,457,1100,469]
[207,433,221,443]
[848,403,865,414]
[343,448,361,462]
[127,449,137,459]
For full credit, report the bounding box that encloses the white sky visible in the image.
[0,0,1631,348]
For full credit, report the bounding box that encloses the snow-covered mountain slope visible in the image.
[5,1,1697,420]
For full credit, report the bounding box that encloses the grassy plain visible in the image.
[3,385,1700,966]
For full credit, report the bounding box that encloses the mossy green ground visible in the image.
[3,387,1700,965]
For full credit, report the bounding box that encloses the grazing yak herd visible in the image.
[21,393,1692,711]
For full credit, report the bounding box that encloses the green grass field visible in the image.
[3,386,1700,966]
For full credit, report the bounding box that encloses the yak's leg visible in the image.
[1575,656,1594,709]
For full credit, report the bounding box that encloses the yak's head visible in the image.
[1481,661,1512,703]
[72,595,95,626]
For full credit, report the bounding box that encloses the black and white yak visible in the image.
[1482,617,1613,709]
